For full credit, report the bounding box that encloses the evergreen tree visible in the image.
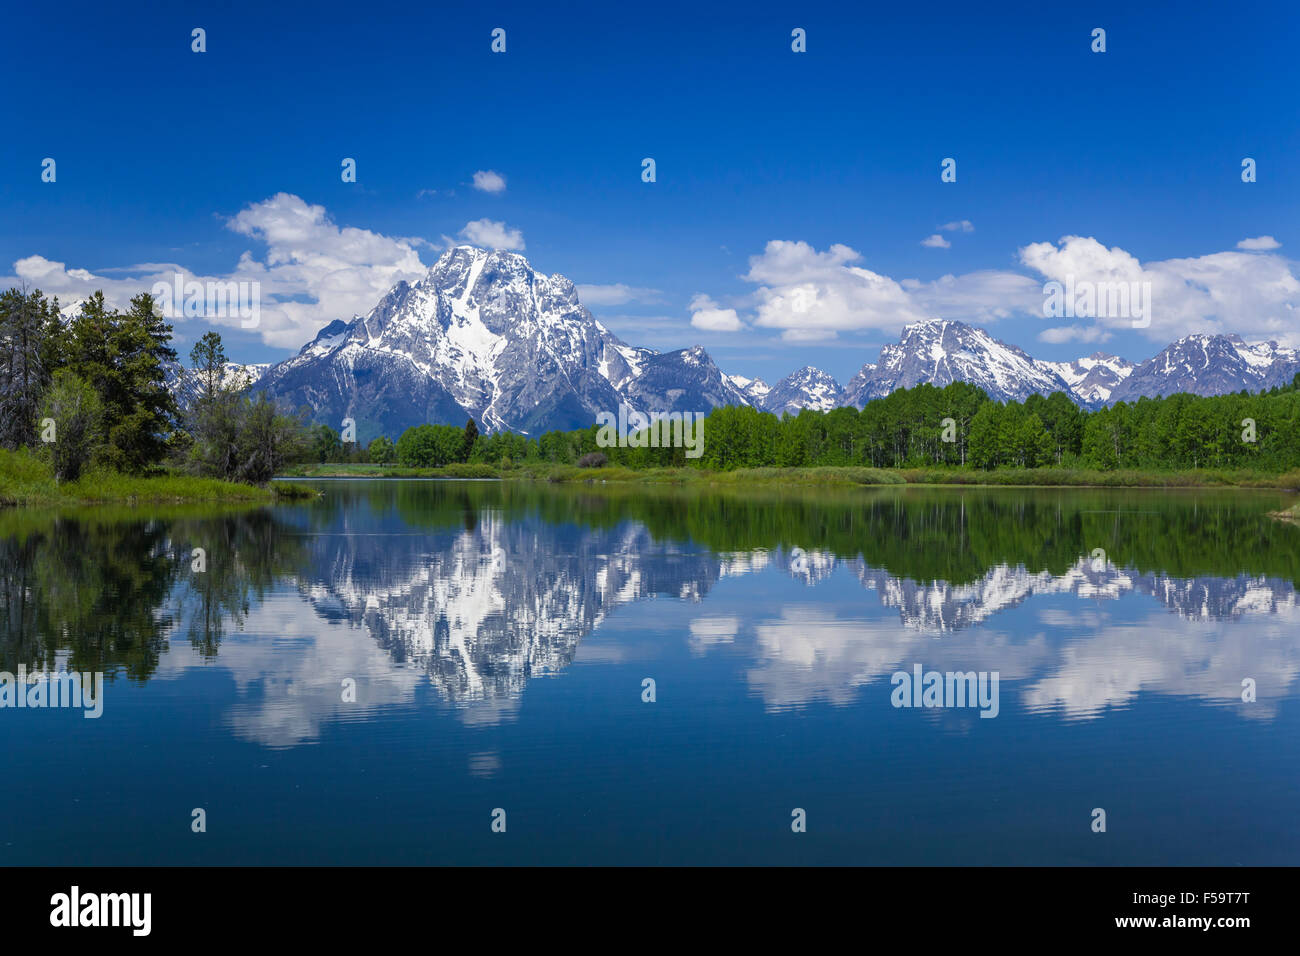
[462,417,480,459]
[190,330,229,405]
[0,287,58,448]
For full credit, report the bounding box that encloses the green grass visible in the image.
[0,448,316,507]
[278,460,1300,490]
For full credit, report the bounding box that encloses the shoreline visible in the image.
[0,451,317,508]
[277,462,1300,492]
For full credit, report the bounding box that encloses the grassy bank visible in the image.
[281,460,1300,490]
[0,449,317,507]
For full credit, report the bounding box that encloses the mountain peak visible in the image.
[763,366,844,415]
[845,320,1056,406]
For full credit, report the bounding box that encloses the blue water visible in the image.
[1,480,1298,864]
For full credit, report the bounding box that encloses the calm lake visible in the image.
[2,479,1299,865]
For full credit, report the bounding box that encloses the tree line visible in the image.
[356,378,1300,473]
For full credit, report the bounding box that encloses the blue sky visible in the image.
[3,0,1298,384]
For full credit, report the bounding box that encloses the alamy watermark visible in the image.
[151,273,260,328]
[891,663,1000,718]
[1043,276,1152,328]
[50,886,150,936]
[596,404,705,458]
[0,666,104,718]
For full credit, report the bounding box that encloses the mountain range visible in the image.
[220,246,1300,438]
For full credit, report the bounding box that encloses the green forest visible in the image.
[371,378,1300,474]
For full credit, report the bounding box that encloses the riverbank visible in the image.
[0,449,317,507]
[280,461,1300,490]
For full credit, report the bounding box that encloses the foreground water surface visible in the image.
[2,479,1298,865]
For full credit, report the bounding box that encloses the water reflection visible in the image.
[2,482,1298,746]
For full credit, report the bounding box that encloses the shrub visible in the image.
[38,370,102,482]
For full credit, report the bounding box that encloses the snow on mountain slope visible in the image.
[1107,333,1300,403]
[1034,353,1135,406]
[621,345,754,414]
[256,247,671,439]
[726,373,772,407]
[763,367,844,415]
[843,320,1071,406]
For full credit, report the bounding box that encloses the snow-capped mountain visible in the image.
[621,345,753,415]
[762,366,845,415]
[255,247,650,439]
[1106,333,1300,404]
[843,319,1071,406]
[1034,353,1135,407]
[726,373,772,407]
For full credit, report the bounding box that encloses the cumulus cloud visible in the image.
[688,293,743,332]
[921,234,951,249]
[471,170,507,194]
[1019,234,1300,344]
[939,220,975,233]
[7,193,430,350]
[743,241,929,340]
[576,283,663,306]
[458,218,525,251]
[1237,235,1280,251]
[732,241,1039,340]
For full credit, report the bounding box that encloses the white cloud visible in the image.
[921,234,951,249]
[688,293,743,332]
[1019,234,1300,344]
[576,283,663,306]
[1237,235,1280,251]
[8,193,430,350]
[458,218,525,251]
[471,170,507,194]
[939,220,974,233]
[743,240,929,340]
[698,230,1300,346]
[1038,324,1113,345]
[734,240,1038,340]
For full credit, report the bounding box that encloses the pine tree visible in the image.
[0,287,57,448]
[462,417,480,461]
[189,330,229,406]
[66,291,179,471]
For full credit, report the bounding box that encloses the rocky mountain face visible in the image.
[1106,334,1300,404]
[252,247,644,440]
[238,250,1300,437]
[620,345,752,415]
[1034,353,1135,407]
[843,319,1070,406]
[762,366,845,415]
[725,374,772,408]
